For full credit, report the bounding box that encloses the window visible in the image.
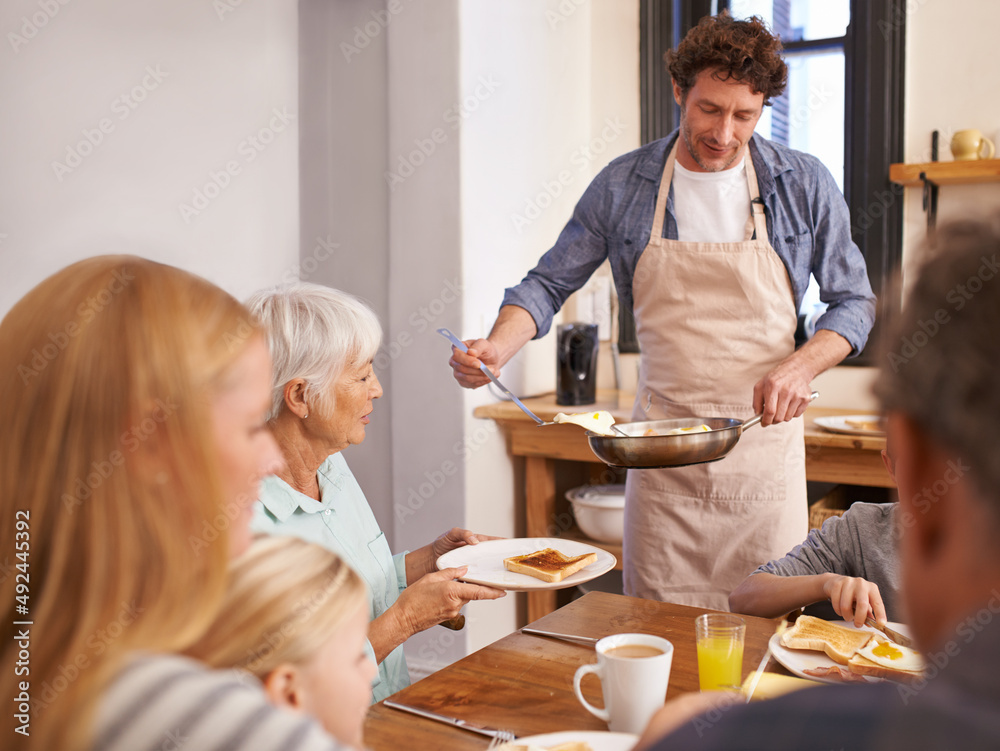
[630,0,905,364]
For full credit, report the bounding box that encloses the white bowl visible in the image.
[567,484,626,543]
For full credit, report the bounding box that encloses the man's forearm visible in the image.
[788,329,853,381]
[487,305,538,368]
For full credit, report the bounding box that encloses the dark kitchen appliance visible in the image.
[556,322,599,406]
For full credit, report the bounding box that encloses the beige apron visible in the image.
[623,141,808,610]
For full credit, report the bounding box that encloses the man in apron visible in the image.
[449,14,876,610]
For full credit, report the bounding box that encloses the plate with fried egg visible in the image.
[769,620,921,685]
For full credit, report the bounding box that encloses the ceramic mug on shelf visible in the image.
[573,633,674,734]
[951,129,995,161]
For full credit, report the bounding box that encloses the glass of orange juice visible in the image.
[695,614,745,692]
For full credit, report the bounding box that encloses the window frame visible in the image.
[628,0,906,365]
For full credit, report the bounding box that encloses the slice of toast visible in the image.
[845,417,884,432]
[503,548,598,583]
[779,615,874,665]
[847,653,924,684]
[546,744,593,751]
[494,742,594,751]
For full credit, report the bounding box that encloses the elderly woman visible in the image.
[246,282,505,702]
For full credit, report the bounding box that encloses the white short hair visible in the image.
[245,282,382,421]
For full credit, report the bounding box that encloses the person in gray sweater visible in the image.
[729,416,899,625]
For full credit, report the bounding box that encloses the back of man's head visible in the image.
[874,212,1000,648]
[875,213,1000,524]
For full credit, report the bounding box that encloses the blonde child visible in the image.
[188,536,376,748]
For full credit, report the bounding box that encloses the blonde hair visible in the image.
[187,536,368,676]
[245,283,382,421]
[0,256,261,751]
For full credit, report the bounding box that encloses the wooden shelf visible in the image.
[889,158,1000,186]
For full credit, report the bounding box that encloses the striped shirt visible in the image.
[92,653,350,751]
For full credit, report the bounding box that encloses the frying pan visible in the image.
[588,392,818,469]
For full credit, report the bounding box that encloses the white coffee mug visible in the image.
[573,633,674,734]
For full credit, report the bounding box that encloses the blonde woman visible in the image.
[188,536,376,748]
[0,257,349,751]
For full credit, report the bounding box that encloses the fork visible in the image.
[486,731,517,748]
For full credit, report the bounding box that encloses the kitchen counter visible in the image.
[475,389,891,621]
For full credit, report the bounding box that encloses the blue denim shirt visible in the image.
[502,131,876,355]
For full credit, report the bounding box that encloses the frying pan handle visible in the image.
[743,391,819,430]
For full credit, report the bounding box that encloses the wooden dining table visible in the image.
[363,591,783,750]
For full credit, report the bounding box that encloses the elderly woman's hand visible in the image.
[405,528,505,584]
[431,527,503,557]
[369,568,507,660]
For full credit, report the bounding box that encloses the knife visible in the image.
[864,617,916,649]
[744,619,787,703]
[520,627,599,645]
[383,700,516,741]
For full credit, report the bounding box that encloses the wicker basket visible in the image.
[808,487,851,530]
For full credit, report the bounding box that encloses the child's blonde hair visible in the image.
[187,536,368,677]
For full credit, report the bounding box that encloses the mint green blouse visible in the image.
[251,452,410,703]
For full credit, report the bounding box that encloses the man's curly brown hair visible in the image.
[665,12,787,105]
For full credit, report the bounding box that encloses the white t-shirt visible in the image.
[672,156,751,243]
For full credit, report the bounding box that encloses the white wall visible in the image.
[901,0,1000,271]
[817,0,1000,411]
[0,0,299,311]
[458,0,640,655]
[300,1,640,674]
[298,0,394,537]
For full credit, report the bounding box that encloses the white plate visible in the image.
[814,415,886,436]
[436,538,616,591]
[498,731,638,750]
[769,620,912,685]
